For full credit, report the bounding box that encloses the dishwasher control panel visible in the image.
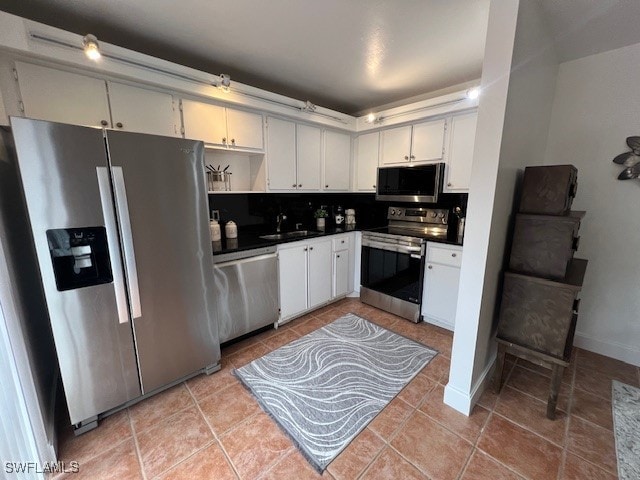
[212,245,277,264]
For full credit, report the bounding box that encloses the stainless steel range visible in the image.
[360,206,449,322]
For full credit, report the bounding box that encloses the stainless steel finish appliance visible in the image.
[212,246,279,343]
[376,163,445,203]
[361,206,449,322]
[4,118,220,432]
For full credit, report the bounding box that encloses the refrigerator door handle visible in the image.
[96,167,130,324]
[112,167,142,320]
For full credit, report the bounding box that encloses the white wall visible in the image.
[446,0,559,414]
[544,43,640,366]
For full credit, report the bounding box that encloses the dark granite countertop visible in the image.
[212,223,462,255]
[211,224,368,256]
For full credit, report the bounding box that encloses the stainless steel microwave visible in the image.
[376,163,445,203]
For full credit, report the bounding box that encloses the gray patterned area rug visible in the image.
[235,313,437,472]
[612,380,640,480]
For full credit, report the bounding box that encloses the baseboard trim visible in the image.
[444,356,496,415]
[574,332,640,367]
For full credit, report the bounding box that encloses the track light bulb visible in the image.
[466,87,480,100]
[83,34,101,61]
[366,113,376,123]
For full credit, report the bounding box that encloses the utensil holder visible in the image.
[207,171,232,191]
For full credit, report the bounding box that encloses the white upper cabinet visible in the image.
[444,111,478,192]
[296,124,322,191]
[181,100,226,144]
[355,132,379,191]
[380,125,412,165]
[323,130,351,191]
[181,99,264,150]
[16,62,111,128]
[266,117,297,190]
[108,81,177,137]
[226,108,264,150]
[15,62,178,136]
[411,119,446,162]
[380,118,446,165]
[266,117,322,191]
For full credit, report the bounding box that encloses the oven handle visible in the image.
[362,238,424,256]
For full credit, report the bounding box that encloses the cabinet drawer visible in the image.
[333,236,350,251]
[427,245,462,267]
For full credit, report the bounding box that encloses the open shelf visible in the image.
[205,149,266,193]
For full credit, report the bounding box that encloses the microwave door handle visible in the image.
[112,167,142,320]
[96,167,130,324]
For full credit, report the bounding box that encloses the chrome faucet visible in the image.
[276,213,287,233]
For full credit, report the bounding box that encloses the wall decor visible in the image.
[612,136,640,180]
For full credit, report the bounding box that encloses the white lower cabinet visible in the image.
[278,238,332,322]
[332,235,350,298]
[421,243,463,331]
[278,234,355,324]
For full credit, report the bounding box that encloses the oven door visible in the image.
[360,239,425,304]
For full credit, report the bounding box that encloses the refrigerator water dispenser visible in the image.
[46,227,113,291]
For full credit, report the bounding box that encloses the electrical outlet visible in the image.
[211,210,220,221]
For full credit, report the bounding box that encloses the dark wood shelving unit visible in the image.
[493,165,587,420]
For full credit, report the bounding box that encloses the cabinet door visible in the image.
[333,251,349,298]
[181,99,226,145]
[411,119,446,162]
[226,108,264,150]
[307,240,332,309]
[16,62,110,128]
[108,82,177,137]
[445,112,477,191]
[422,263,460,331]
[380,125,411,165]
[296,124,322,190]
[278,245,309,321]
[355,132,379,191]
[323,130,351,191]
[267,117,297,190]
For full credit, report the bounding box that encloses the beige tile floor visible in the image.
[53,298,639,479]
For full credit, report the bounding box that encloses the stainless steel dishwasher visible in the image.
[212,246,279,343]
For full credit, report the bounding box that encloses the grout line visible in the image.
[127,408,148,480]
[185,379,242,480]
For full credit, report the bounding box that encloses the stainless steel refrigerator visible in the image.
[3,117,220,433]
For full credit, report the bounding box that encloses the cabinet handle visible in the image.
[304,247,308,251]
[298,184,302,188]
[309,247,314,250]
[231,138,236,145]
[341,240,345,244]
[373,185,376,189]
[337,254,340,258]
[447,182,452,187]
[325,184,329,188]
[116,122,123,128]
[428,265,433,269]
[100,120,108,127]
[452,253,457,257]
[404,155,409,160]
[410,155,415,159]
[222,137,227,144]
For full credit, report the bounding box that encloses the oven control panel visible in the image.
[387,206,449,225]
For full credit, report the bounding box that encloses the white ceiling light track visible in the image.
[28,31,349,125]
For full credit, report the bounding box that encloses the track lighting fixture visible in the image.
[466,87,480,99]
[219,73,231,91]
[82,34,101,61]
[301,101,317,113]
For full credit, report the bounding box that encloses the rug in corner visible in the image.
[612,380,640,480]
[234,313,437,472]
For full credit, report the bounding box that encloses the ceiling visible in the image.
[540,0,640,63]
[0,0,490,114]
[2,1,640,115]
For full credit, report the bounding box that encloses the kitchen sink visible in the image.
[259,230,321,240]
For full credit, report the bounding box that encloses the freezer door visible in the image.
[9,117,141,425]
[105,131,220,393]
